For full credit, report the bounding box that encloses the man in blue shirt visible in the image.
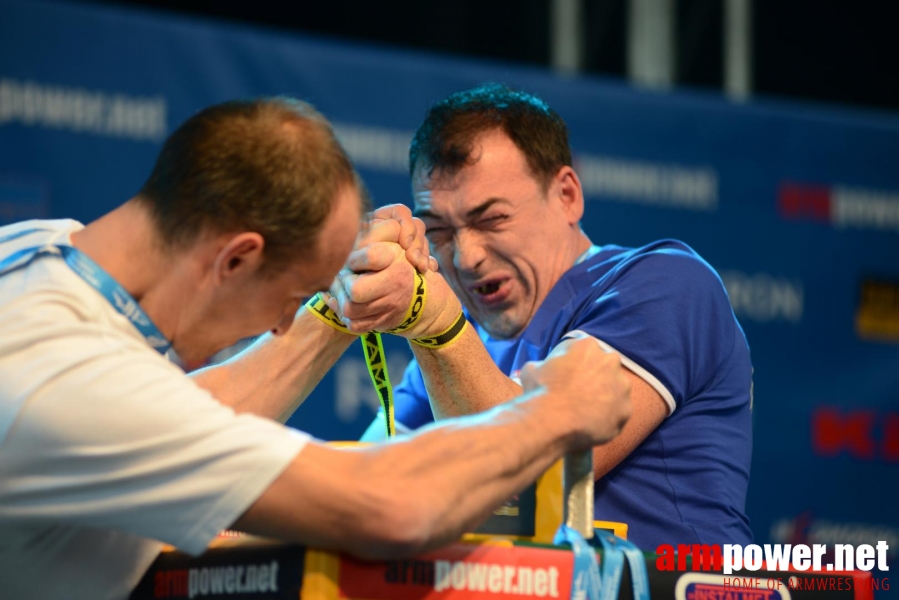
[349,84,753,550]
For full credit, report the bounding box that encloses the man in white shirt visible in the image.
[0,97,631,599]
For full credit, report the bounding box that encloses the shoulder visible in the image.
[589,239,714,274]
[581,239,725,297]
[560,239,734,346]
[1,219,94,309]
[0,254,113,328]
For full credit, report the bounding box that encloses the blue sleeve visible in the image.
[393,357,435,430]
[572,243,738,410]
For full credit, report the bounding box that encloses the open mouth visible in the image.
[470,279,510,305]
[474,282,501,295]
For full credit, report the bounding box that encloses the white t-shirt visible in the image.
[0,220,310,600]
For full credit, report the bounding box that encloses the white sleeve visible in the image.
[0,318,309,556]
[562,330,676,415]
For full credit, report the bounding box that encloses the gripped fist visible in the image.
[519,332,632,450]
[328,241,414,333]
[365,204,437,274]
[328,242,461,336]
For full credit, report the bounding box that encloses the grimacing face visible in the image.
[413,130,587,339]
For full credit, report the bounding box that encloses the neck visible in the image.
[570,227,595,265]
[70,199,194,341]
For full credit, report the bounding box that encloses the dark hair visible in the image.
[409,83,572,189]
[137,97,359,273]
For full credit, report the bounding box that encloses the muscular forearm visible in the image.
[362,399,569,554]
[412,325,523,419]
[191,310,357,421]
[235,337,631,558]
[235,388,573,558]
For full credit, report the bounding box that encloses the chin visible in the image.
[481,316,525,340]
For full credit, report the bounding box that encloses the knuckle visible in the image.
[390,203,411,218]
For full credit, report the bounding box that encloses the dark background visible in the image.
[83,0,899,115]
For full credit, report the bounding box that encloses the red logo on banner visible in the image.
[811,408,899,462]
[778,183,832,222]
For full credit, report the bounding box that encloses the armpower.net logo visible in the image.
[658,542,890,595]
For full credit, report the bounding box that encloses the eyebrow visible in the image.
[414,198,506,222]
[412,208,440,220]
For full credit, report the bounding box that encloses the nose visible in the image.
[271,306,298,336]
[453,229,487,272]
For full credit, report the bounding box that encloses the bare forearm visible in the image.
[413,325,523,419]
[235,389,573,558]
[363,398,569,554]
[235,337,631,558]
[191,310,357,421]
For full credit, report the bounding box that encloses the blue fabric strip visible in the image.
[595,532,626,600]
[592,532,651,600]
[613,535,650,600]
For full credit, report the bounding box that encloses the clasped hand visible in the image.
[325,204,459,337]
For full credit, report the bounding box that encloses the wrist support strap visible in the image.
[384,270,426,333]
[410,310,468,349]
[305,293,355,334]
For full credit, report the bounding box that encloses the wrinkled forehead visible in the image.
[411,167,469,218]
[411,164,450,213]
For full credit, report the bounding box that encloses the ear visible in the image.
[212,232,266,285]
[552,166,585,225]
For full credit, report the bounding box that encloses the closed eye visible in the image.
[425,226,452,239]
[477,214,508,228]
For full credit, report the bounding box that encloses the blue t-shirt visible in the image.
[393,240,753,550]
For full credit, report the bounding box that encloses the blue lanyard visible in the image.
[553,523,651,600]
[554,525,603,600]
[0,234,171,355]
[593,532,651,600]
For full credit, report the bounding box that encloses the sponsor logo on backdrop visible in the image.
[719,270,804,324]
[308,126,727,219]
[811,407,899,462]
[575,154,718,212]
[856,279,899,343]
[0,77,167,142]
[771,513,899,562]
[332,123,413,173]
[779,182,899,233]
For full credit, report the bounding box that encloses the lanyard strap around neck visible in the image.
[0,236,171,355]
